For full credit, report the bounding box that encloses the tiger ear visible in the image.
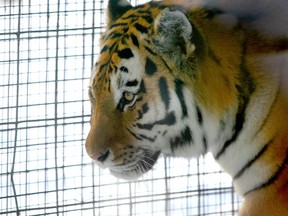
[152,9,195,68]
[108,0,132,26]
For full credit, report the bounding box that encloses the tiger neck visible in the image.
[200,60,286,196]
[175,25,287,196]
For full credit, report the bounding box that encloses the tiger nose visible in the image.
[88,149,110,163]
[97,149,110,162]
[85,122,112,163]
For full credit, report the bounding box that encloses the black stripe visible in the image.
[118,48,134,59]
[104,31,121,42]
[126,79,138,87]
[233,139,272,179]
[137,111,176,130]
[217,119,226,140]
[144,45,157,56]
[202,135,208,153]
[130,33,139,48]
[142,103,149,113]
[204,8,224,19]
[116,99,125,112]
[208,47,221,65]
[133,8,151,15]
[111,31,125,39]
[110,22,129,29]
[196,105,203,125]
[111,65,116,74]
[139,134,156,142]
[136,96,143,102]
[170,126,193,152]
[134,23,148,34]
[174,79,188,118]
[190,20,206,61]
[215,42,255,160]
[100,45,109,54]
[239,42,256,94]
[127,128,143,141]
[145,57,157,75]
[195,104,207,154]
[108,41,117,52]
[122,14,138,20]
[138,80,146,94]
[160,57,173,73]
[120,66,129,73]
[244,148,288,196]
[96,74,104,83]
[121,34,129,45]
[215,100,246,159]
[137,103,149,120]
[159,77,170,111]
[98,61,109,74]
[108,79,111,92]
[142,15,153,24]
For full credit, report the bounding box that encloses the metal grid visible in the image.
[0,0,241,215]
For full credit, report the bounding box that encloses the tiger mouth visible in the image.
[109,149,161,180]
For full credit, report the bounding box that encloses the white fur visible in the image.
[234,159,276,196]
[161,87,206,157]
[215,53,286,195]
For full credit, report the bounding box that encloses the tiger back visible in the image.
[85,0,288,215]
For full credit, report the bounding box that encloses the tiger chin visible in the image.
[85,0,288,215]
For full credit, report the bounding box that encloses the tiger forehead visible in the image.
[93,6,160,88]
[93,2,183,90]
[102,1,178,42]
[104,8,154,42]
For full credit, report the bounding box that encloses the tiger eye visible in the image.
[123,92,134,101]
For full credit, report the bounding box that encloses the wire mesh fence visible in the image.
[0,0,241,215]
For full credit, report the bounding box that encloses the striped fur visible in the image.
[86,0,288,215]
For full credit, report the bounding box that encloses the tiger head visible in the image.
[86,0,212,180]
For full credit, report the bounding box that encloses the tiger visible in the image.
[85,0,288,215]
